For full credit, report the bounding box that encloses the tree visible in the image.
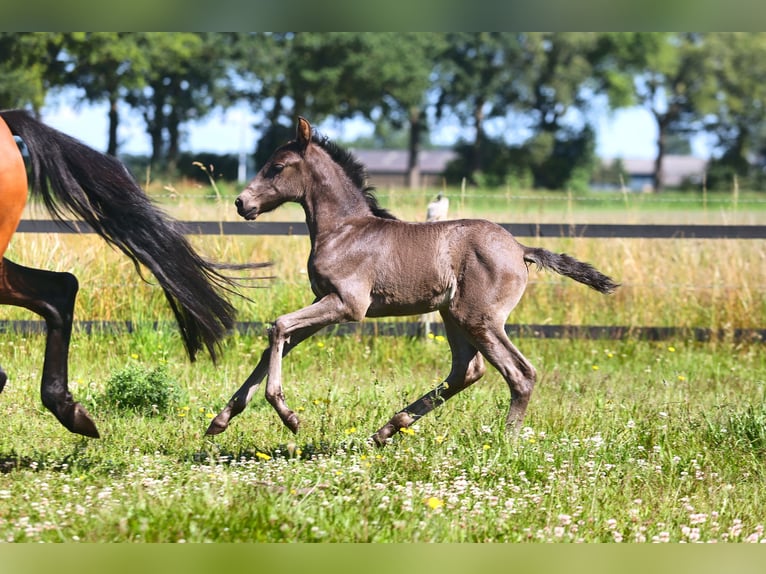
[62,33,149,155]
[613,33,714,191]
[704,33,766,190]
[229,32,293,170]
[238,33,444,188]
[440,33,607,189]
[285,33,445,188]
[365,33,446,188]
[515,33,603,134]
[0,33,67,113]
[124,33,237,173]
[435,33,523,181]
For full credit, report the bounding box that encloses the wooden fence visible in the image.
[15,220,766,239]
[7,220,765,342]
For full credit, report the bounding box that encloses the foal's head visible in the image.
[235,117,395,221]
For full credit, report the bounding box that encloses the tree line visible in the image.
[2,32,765,191]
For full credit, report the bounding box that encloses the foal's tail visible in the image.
[522,246,619,294]
[0,109,264,362]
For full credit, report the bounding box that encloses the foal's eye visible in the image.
[271,163,285,175]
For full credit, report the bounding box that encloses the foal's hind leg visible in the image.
[470,323,537,432]
[0,258,99,438]
[206,323,324,435]
[372,313,486,446]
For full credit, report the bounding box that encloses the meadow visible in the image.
[0,183,764,542]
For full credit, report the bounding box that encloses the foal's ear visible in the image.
[296,117,312,151]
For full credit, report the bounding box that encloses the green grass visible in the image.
[0,330,764,542]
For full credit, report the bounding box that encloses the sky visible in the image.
[39,90,713,161]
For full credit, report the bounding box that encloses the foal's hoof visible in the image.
[70,403,100,439]
[205,415,229,436]
[371,424,396,447]
[0,369,7,393]
[285,412,300,434]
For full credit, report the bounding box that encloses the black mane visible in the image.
[312,133,398,220]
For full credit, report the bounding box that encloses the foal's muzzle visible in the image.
[234,195,258,220]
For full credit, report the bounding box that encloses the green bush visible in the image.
[100,363,184,416]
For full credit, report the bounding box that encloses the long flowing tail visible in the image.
[1,109,259,362]
[523,245,619,294]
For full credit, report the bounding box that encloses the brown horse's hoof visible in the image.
[70,403,100,438]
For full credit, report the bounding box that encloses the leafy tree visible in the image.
[238,33,444,187]
[0,33,67,112]
[435,33,523,180]
[286,33,444,188]
[439,33,606,189]
[62,33,149,155]
[367,33,446,188]
[612,33,715,191]
[515,33,603,134]
[704,33,766,190]
[229,32,294,170]
[123,33,237,174]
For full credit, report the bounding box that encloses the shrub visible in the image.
[101,363,184,416]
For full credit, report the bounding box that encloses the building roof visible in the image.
[603,155,708,187]
[351,149,708,189]
[350,149,457,174]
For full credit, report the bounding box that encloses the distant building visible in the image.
[351,149,457,188]
[349,148,708,191]
[599,155,708,191]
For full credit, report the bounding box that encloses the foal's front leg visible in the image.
[206,324,323,436]
[265,293,354,433]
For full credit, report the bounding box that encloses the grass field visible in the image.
[0,184,764,542]
[0,331,764,542]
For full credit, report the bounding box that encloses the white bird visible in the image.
[426,192,449,222]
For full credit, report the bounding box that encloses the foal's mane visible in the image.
[311,133,398,220]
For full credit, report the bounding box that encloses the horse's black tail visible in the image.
[522,246,619,294]
[1,109,263,362]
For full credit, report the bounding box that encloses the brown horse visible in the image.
[0,109,260,438]
[207,117,619,445]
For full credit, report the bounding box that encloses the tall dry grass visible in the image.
[8,185,765,332]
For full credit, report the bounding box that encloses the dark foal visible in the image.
[208,117,619,445]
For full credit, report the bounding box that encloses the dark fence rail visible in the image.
[0,320,763,343]
[10,220,765,343]
[15,220,766,239]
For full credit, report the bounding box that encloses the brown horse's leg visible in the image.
[206,323,324,435]
[371,313,486,446]
[0,258,99,438]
